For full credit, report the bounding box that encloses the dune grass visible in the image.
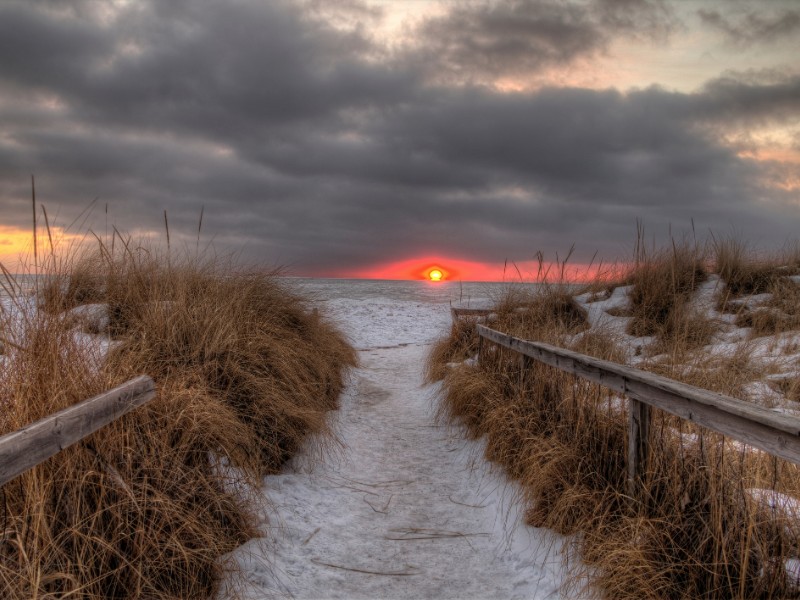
[0,239,355,598]
[625,241,712,354]
[429,237,800,599]
[710,236,800,339]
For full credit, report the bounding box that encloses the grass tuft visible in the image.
[430,235,800,599]
[626,242,707,342]
[1,240,355,599]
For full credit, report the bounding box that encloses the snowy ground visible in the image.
[9,272,800,596]
[224,295,570,599]
[571,274,800,407]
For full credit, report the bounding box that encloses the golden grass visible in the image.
[0,240,355,598]
[626,242,708,343]
[734,279,800,338]
[429,239,800,599]
[425,317,479,383]
[713,236,784,300]
[708,237,800,338]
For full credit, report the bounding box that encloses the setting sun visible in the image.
[429,269,443,281]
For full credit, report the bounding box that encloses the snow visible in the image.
[575,285,631,326]
[224,269,800,600]
[223,289,571,599]
[573,285,658,363]
[724,293,773,310]
[746,488,800,522]
[0,294,119,373]
[64,303,109,333]
[693,274,723,315]
[8,272,800,596]
[745,486,800,584]
[787,558,800,587]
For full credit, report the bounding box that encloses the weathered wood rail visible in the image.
[0,375,156,487]
[476,324,800,497]
[450,307,493,321]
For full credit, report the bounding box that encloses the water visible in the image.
[288,277,535,307]
[0,274,40,302]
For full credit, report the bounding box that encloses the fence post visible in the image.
[520,355,532,388]
[627,397,650,500]
[476,323,800,469]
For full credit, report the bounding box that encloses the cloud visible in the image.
[698,6,800,47]
[0,0,410,136]
[593,0,677,41]
[406,0,678,85]
[692,70,800,126]
[0,0,797,276]
[412,1,605,82]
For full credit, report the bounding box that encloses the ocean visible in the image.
[0,273,39,299]
[290,277,526,306]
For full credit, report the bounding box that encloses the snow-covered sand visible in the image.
[225,291,570,599]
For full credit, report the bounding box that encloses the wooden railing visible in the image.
[451,307,493,321]
[476,324,800,497]
[0,376,156,487]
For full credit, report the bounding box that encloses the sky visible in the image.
[0,0,798,280]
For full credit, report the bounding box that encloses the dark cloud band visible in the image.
[0,0,798,274]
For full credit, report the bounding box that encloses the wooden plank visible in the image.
[627,399,650,498]
[477,325,800,465]
[0,375,156,487]
[451,308,493,323]
[520,355,533,389]
[452,308,493,316]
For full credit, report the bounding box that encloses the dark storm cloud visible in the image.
[0,4,113,89]
[0,0,797,274]
[593,0,676,39]
[698,6,800,46]
[408,0,677,82]
[0,0,413,138]
[693,71,800,126]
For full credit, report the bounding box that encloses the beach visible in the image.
[224,279,569,598]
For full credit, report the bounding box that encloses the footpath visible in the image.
[226,299,568,599]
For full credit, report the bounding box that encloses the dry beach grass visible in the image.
[429,238,800,599]
[0,238,355,598]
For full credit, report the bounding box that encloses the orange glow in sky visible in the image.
[0,224,82,272]
[0,225,34,267]
[336,256,610,283]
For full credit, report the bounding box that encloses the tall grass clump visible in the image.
[0,238,355,599]
[429,242,800,599]
[626,239,710,351]
[714,236,780,300]
[425,315,479,382]
[713,236,800,337]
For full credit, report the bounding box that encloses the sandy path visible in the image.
[227,300,568,599]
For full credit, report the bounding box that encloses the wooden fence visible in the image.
[450,307,493,321]
[476,324,800,497]
[0,376,156,487]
